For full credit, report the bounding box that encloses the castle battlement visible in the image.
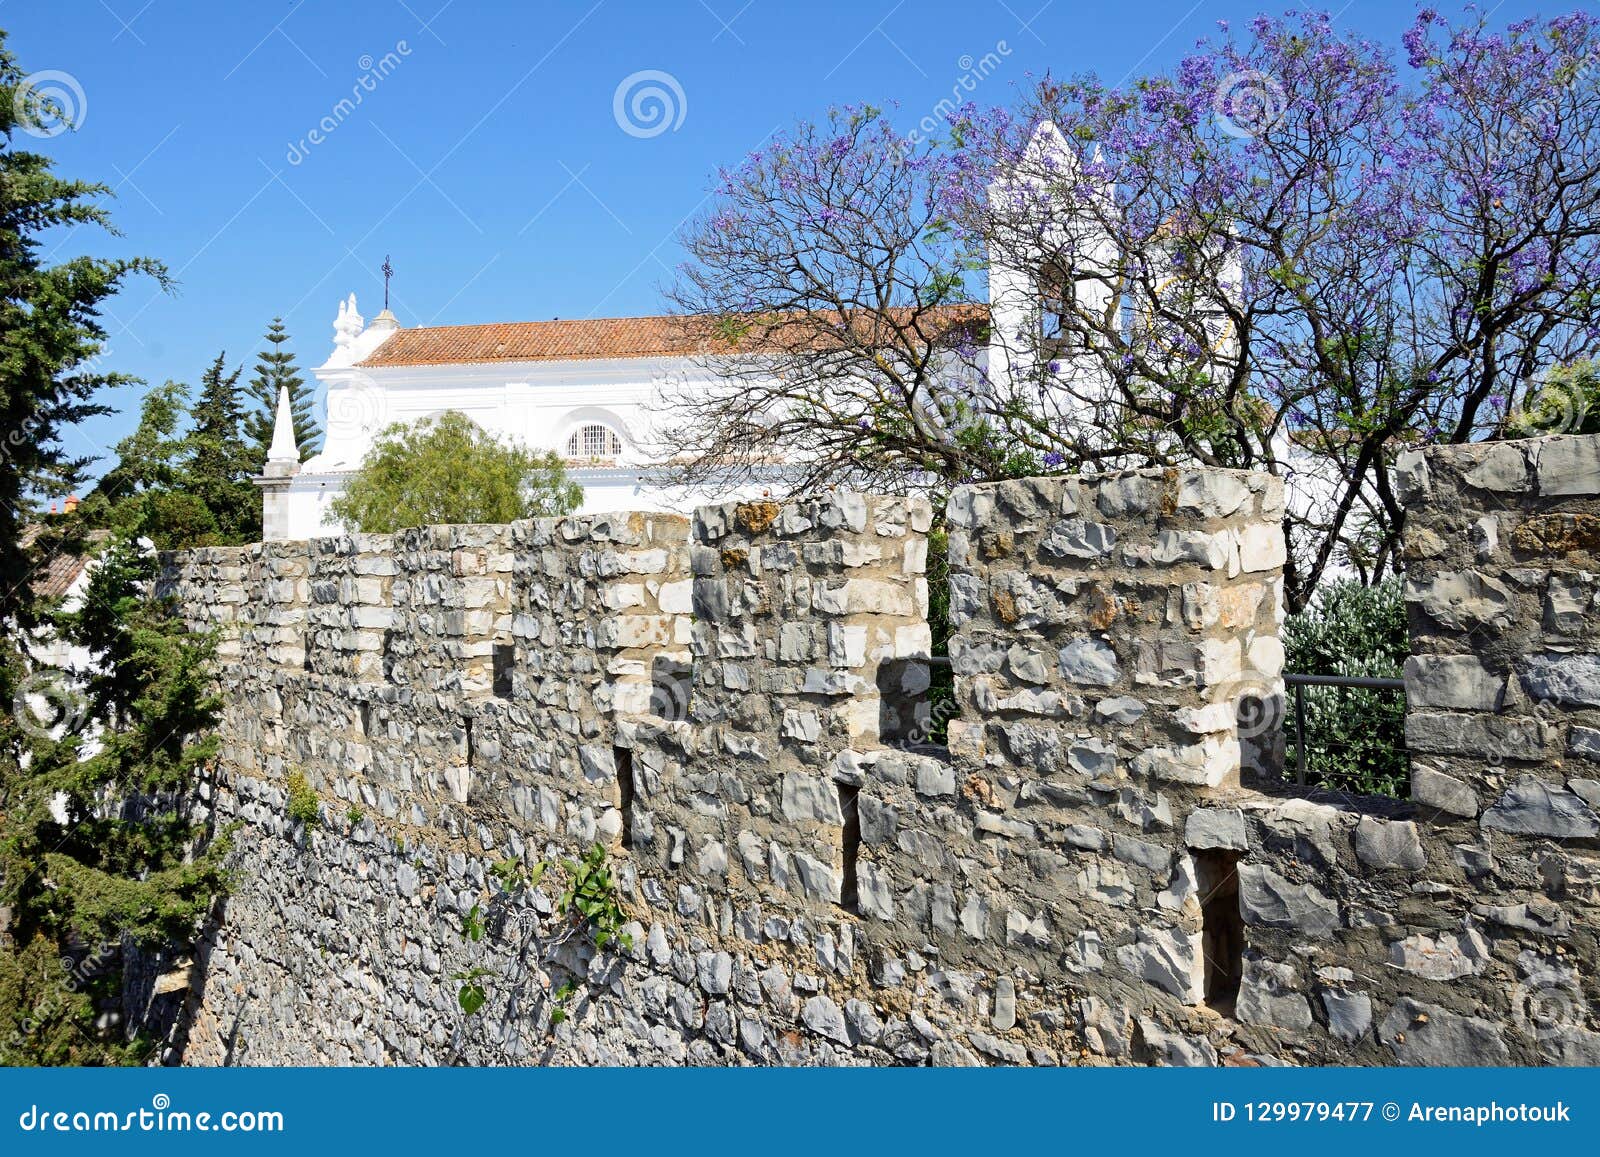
[154,435,1600,1066]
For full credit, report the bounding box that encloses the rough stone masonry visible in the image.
[144,432,1600,1066]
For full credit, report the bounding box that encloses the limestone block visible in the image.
[1150,530,1230,570]
[1405,570,1515,633]
[1237,958,1312,1029]
[1405,713,1550,760]
[1481,775,1600,838]
[1462,441,1531,493]
[1237,523,1287,573]
[1184,807,1248,850]
[1116,926,1203,1004]
[1132,736,1238,787]
[780,772,844,824]
[1237,864,1338,937]
[1536,433,1600,496]
[1058,638,1119,686]
[1518,652,1600,707]
[1411,765,1479,818]
[1379,999,1509,1065]
[1403,654,1506,711]
[1353,817,1426,871]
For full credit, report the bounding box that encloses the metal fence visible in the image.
[1282,672,1406,787]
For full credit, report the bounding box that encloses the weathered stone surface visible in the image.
[1537,432,1600,496]
[1184,807,1248,851]
[1561,729,1600,764]
[1237,865,1339,938]
[1378,999,1510,1066]
[1518,653,1600,707]
[1403,655,1505,711]
[1387,928,1490,980]
[1481,776,1600,838]
[1236,958,1312,1030]
[1040,518,1117,560]
[152,444,1600,1070]
[1354,817,1425,871]
[1057,638,1120,686]
[1411,766,1478,818]
[1116,927,1203,1004]
[1462,442,1531,493]
[801,995,850,1045]
[1321,989,1372,1042]
[1405,713,1549,760]
[1406,571,1515,632]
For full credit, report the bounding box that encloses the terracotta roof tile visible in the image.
[356,306,988,368]
[18,526,111,601]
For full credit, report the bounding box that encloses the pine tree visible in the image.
[0,31,167,634]
[243,318,319,461]
[187,352,261,541]
[0,533,229,1064]
[1,32,226,1063]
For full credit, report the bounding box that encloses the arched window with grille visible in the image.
[566,423,622,458]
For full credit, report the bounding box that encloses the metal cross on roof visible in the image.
[381,255,394,310]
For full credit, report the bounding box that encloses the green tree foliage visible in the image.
[1282,578,1410,797]
[0,534,231,1063]
[1504,359,1600,438]
[329,411,582,533]
[78,353,262,550]
[0,34,227,1064]
[187,352,261,541]
[243,317,318,460]
[0,31,168,634]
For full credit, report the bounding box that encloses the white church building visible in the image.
[258,122,1313,544]
[260,298,784,540]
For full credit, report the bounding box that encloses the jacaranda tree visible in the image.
[667,9,1600,612]
[952,7,1600,609]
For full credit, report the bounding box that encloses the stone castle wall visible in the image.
[153,435,1600,1066]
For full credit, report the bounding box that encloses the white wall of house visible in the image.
[284,324,775,539]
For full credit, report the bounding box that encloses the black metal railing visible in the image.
[1283,672,1406,786]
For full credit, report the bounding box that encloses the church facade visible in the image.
[261,298,792,540]
[257,122,1270,543]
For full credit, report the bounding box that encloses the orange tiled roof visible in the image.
[18,526,110,601]
[356,305,988,368]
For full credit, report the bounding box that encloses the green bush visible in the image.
[285,770,320,827]
[1282,577,1409,797]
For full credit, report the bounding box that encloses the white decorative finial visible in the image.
[346,292,364,335]
[267,383,300,463]
[333,298,351,349]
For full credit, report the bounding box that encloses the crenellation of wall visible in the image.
[1397,435,1600,834]
[150,441,1600,1067]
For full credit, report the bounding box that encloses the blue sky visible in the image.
[4,0,1562,480]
